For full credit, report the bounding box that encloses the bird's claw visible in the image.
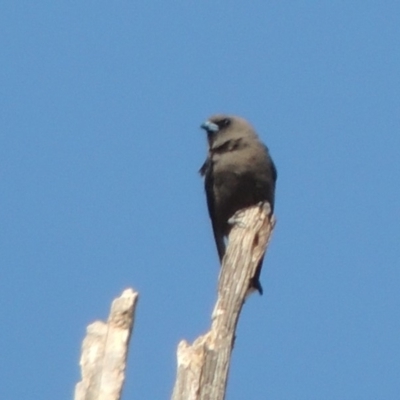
[257,201,272,216]
[228,214,247,228]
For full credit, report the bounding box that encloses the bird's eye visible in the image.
[219,118,230,128]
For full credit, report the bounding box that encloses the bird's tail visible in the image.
[250,257,264,295]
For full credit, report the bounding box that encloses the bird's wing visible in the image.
[199,158,208,176]
[263,144,278,183]
[271,158,278,183]
[201,158,226,262]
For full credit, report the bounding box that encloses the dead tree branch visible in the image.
[172,203,276,400]
[74,288,139,400]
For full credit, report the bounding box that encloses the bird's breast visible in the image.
[210,148,274,229]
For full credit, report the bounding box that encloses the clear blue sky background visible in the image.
[1,2,399,399]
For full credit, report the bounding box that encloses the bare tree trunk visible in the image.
[171,203,275,400]
[74,288,139,400]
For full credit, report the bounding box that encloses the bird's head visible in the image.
[201,114,257,149]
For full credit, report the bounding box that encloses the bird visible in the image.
[199,114,277,294]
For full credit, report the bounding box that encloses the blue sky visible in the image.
[1,1,399,399]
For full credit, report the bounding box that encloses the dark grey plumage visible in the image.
[200,114,277,294]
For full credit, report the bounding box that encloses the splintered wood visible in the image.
[74,288,139,400]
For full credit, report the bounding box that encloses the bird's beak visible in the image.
[201,120,219,133]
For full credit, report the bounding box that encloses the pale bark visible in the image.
[74,288,139,400]
[172,203,276,400]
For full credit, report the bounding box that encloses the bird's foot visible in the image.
[227,213,247,228]
[257,201,272,216]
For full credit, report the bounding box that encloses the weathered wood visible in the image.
[74,288,139,400]
[172,203,276,400]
